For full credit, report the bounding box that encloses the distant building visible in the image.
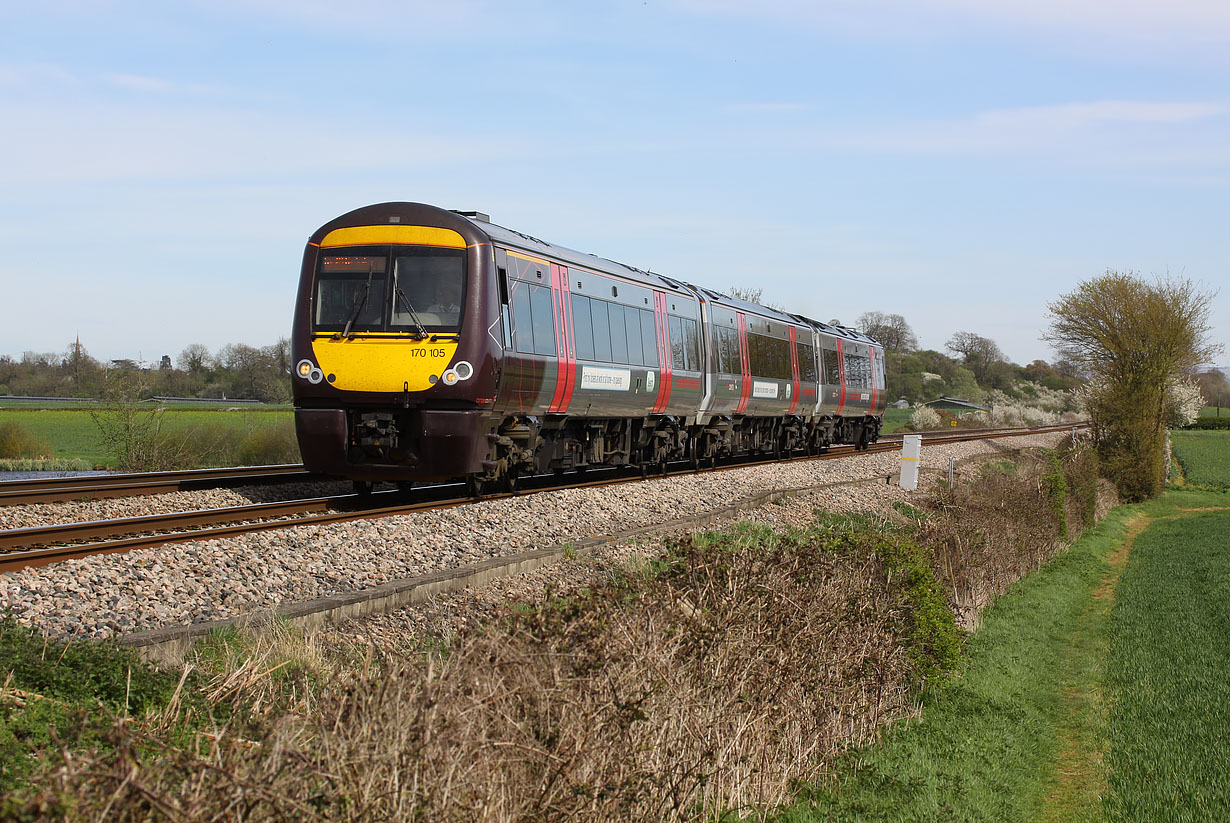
[890,398,911,409]
[923,396,989,412]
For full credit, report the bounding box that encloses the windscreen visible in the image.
[390,248,465,332]
[314,254,387,332]
[312,246,466,334]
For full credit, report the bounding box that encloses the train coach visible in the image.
[291,202,886,493]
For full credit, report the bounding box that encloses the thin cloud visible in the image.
[106,73,174,93]
[789,99,1230,164]
[0,101,524,184]
[724,102,812,114]
[678,0,1230,55]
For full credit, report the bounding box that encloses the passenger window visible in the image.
[822,346,841,385]
[572,294,594,360]
[625,307,644,366]
[529,285,556,356]
[591,298,612,361]
[669,316,685,370]
[747,333,762,376]
[512,286,533,355]
[683,319,700,371]
[798,342,817,383]
[608,303,629,363]
[715,326,734,373]
[640,310,659,367]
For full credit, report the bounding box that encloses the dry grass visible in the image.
[13,534,919,822]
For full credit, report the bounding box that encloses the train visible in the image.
[291,202,886,493]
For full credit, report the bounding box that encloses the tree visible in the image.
[727,287,784,312]
[1193,368,1227,409]
[856,312,917,352]
[178,343,211,375]
[1045,271,1221,501]
[945,331,1005,385]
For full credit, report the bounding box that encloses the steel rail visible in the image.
[0,423,1086,574]
[0,464,320,506]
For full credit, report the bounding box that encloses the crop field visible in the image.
[0,407,295,468]
[1171,430,1230,489]
[1107,504,1230,820]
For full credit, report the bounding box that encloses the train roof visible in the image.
[459,211,695,298]
[455,208,882,349]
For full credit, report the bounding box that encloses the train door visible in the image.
[787,327,801,415]
[735,312,751,415]
[651,291,673,413]
[547,263,575,414]
[818,336,841,415]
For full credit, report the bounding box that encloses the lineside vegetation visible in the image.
[1,442,1106,819]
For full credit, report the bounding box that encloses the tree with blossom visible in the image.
[1045,272,1221,501]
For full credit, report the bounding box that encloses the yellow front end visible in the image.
[310,336,459,392]
[309,223,466,393]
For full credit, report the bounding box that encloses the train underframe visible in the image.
[301,405,882,493]
[491,411,882,481]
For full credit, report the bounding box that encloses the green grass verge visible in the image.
[0,619,218,793]
[1106,504,1230,821]
[0,408,295,468]
[777,502,1133,822]
[1170,430,1230,489]
[882,408,913,433]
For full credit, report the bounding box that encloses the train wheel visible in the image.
[466,476,485,498]
[353,480,373,496]
[688,435,700,471]
[503,469,520,494]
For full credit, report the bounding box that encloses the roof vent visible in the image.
[452,210,490,222]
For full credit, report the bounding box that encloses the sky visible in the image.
[1,0,1227,369]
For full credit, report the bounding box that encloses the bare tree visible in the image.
[727,287,784,312]
[857,312,918,351]
[1045,271,1221,500]
[945,332,1004,385]
[178,343,212,374]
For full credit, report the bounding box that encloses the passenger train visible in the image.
[291,203,886,492]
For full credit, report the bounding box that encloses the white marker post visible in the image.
[900,434,922,490]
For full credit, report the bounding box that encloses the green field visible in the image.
[1171,430,1230,489]
[781,479,1230,821]
[882,407,912,433]
[1107,506,1230,820]
[0,407,295,468]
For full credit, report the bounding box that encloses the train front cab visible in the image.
[291,204,501,483]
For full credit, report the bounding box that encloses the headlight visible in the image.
[442,370,459,386]
[453,361,474,380]
[296,359,314,378]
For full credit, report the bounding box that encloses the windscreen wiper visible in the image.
[395,286,430,340]
[338,270,375,339]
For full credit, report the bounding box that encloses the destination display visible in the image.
[580,366,632,391]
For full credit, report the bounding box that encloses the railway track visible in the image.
[0,424,1085,574]
[0,464,324,506]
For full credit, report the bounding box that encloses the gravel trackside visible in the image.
[0,434,1066,639]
